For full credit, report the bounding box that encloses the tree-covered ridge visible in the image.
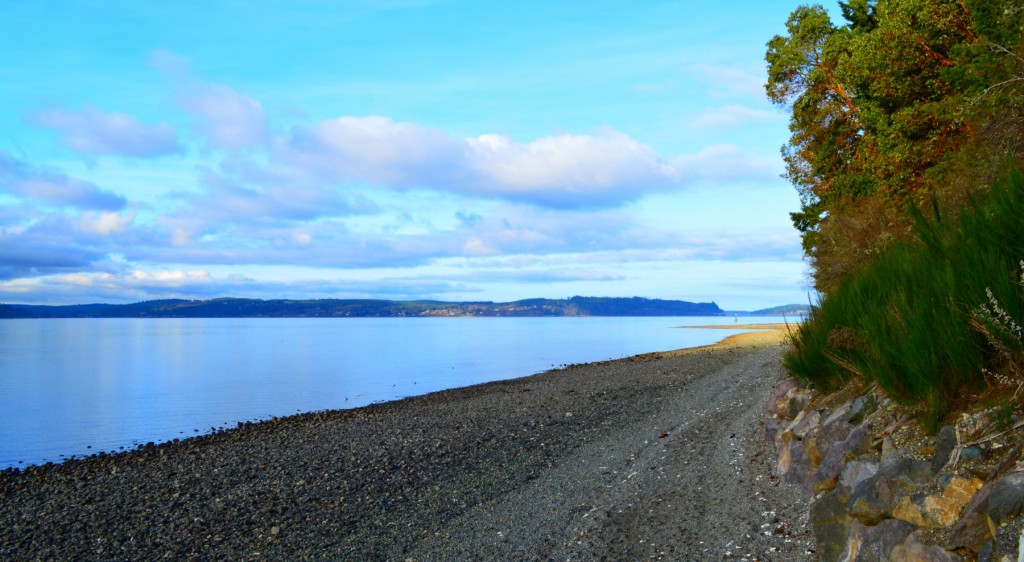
[767,0,1024,291]
[0,297,726,318]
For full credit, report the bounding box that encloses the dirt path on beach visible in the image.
[1,328,812,561]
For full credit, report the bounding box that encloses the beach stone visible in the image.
[945,476,985,505]
[768,379,798,419]
[847,458,931,526]
[847,396,868,425]
[963,446,983,460]
[890,530,961,562]
[786,388,812,420]
[892,493,960,529]
[784,409,823,471]
[892,476,983,529]
[978,539,997,562]
[810,485,854,562]
[776,435,793,476]
[781,438,813,486]
[989,471,1024,526]
[843,425,872,457]
[841,518,916,561]
[991,520,1024,562]
[816,398,860,456]
[932,425,957,474]
[948,481,995,552]
[764,415,783,444]
[814,430,876,494]
[785,408,821,441]
[814,442,848,494]
[840,460,879,492]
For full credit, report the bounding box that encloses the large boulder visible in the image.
[815,397,867,462]
[810,485,854,562]
[841,518,916,561]
[785,408,823,468]
[947,481,995,553]
[767,378,799,419]
[787,389,812,420]
[890,530,961,562]
[891,476,983,529]
[847,458,932,526]
[778,437,814,486]
[987,471,1024,527]
[840,460,879,491]
[814,429,875,494]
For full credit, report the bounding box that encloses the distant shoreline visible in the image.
[0,296,808,319]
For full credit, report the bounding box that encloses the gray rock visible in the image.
[847,458,930,525]
[787,389,811,420]
[816,400,857,464]
[843,425,871,457]
[988,471,1024,526]
[810,485,854,562]
[948,481,994,552]
[881,437,899,462]
[786,408,821,441]
[932,425,957,474]
[782,438,812,486]
[814,442,848,494]
[890,530,961,562]
[978,539,996,562]
[840,460,878,491]
[962,446,983,460]
[767,379,798,419]
[993,519,1024,562]
[878,456,932,485]
[764,415,783,444]
[847,396,868,425]
[842,518,916,561]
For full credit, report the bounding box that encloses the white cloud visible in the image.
[153,50,267,150]
[0,151,126,210]
[30,105,181,157]
[75,211,134,236]
[672,145,782,184]
[126,269,214,286]
[179,83,268,149]
[282,116,461,184]
[690,104,783,130]
[464,130,679,203]
[690,64,767,100]
[276,117,680,207]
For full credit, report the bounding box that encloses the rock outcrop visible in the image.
[767,379,1024,561]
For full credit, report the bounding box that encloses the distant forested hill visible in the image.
[750,304,810,316]
[0,297,726,318]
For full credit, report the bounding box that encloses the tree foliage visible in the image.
[767,0,1024,291]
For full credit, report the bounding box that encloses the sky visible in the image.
[0,0,817,310]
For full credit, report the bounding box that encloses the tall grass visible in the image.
[785,170,1024,431]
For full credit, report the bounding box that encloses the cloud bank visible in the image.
[0,151,126,210]
[276,117,682,208]
[30,105,181,157]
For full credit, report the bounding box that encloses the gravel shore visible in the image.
[1,332,812,561]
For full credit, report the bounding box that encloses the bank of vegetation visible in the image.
[769,0,1024,429]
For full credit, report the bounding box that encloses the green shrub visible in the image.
[785,169,1024,430]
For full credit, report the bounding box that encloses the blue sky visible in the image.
[0,0,814,310]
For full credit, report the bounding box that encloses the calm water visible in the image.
[0,316,793,468]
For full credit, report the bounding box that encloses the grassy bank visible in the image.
[785,170,1024,431]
